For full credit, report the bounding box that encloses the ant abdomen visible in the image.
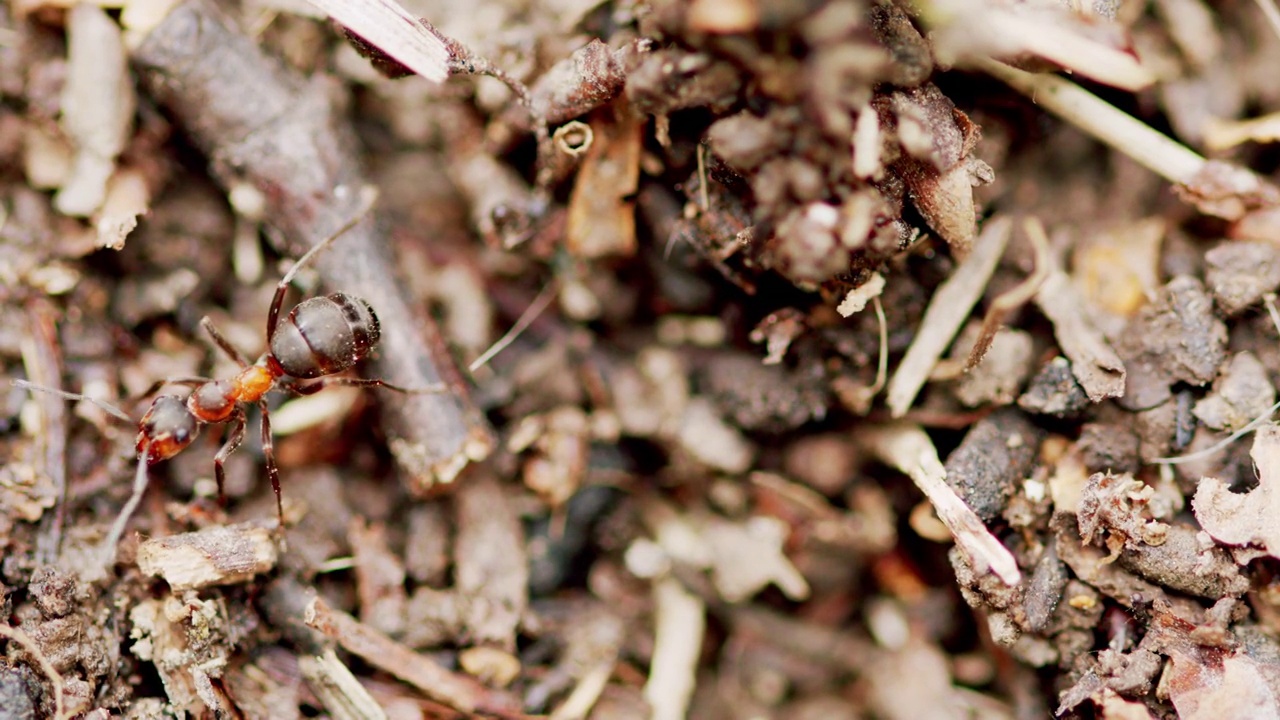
[269,293,381,379]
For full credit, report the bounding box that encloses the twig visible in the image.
[304,0,449,82]
[131,0,493,492]
[304,596,521,715]
[419,19,555,196]
[964,217,1051,371]
[886,217,1013,417]
[0,624,69,720]
[297,649,390,720]
[1255,0,1280,42]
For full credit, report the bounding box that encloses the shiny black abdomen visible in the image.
[269,293,381,379]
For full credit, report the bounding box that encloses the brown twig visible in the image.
[304,596,522,715]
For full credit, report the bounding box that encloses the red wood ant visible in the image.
[14,188,444,563]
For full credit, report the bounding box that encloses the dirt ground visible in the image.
[7,0,1280,718]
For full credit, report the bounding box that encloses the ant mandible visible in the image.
[15,187,444,562]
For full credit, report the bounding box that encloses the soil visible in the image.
[5,1,1280,719]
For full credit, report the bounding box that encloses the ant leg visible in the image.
[258,399,284,531]
[212,407,247,506]
[101,449,151,568]
[201,317,250,367]
[283,376,448,396]
[267,187,379,340]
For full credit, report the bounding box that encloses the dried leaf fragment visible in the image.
[1194,425,1280,560]
[1145,602,1280,720]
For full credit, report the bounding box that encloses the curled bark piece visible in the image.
[130,0,493,491]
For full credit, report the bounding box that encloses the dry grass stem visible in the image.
[860,423,1021,585]
[887,216,1012,417]
[978,58,1205,184]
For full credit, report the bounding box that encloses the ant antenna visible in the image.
[267,186,380,338]
[11,378,147,569]
[11,379,132,422]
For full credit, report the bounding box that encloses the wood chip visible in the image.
[643,576,705,720]
[298,649,389,720]
[56,3,136,218]
[135,523,278,591]
[453,473,528,652]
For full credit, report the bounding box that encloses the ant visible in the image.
[14,187,445,564]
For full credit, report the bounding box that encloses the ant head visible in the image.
[137,395,200,463]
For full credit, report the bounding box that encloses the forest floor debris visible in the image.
[9,0,1280,718]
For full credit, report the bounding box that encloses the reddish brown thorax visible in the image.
[186,365,280,424]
